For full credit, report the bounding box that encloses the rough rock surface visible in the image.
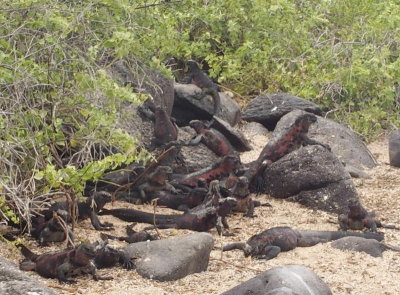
[123,232,214,281]
[173,83,240,127]
[263,145,358,213]
[220,264,332,295]
[242,93,322,130]
[0,256,56,295]
[331,236,400,257]
[176,126,220,173]
[211,116,252,152]
[388,128,400,167]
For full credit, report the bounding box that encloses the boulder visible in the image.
[0,256,56,295]
[173,83,241,127]
[242,93,322,130]
[331,236,400,257]
[211,116,252,152]
[308,115,377,169]
[123,232,213,281]
[220,265,332,295]
[263,145,358,213]
[175,126,220,173]
[389,129,400,167]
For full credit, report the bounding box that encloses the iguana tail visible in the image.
[18,244,39,261]
[222,242,247,252]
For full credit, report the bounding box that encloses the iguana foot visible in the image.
[222,231,235,237]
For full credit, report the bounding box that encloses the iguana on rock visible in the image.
[153,106,178,146]
[222,226,384,260]
[171,154,242,188]
[339,199,400,232]
[19,242,112,283]
[187,120,234,157]
[182,60,222,120]
[100,180,236,235]
[244,113,330,192]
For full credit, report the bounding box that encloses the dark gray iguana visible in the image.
[181,60,222,122]
[222,226,384,260]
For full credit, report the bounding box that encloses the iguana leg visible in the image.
[57,262,76,283]
[87,261,112,281]
[90,211,113,231]
[338,214,349,231]
[244,200,256,218]
[256,245,281,260]
[363,217,378,232]
[302,136,331,151]
[217,216,234,236]
[19,259,36,271]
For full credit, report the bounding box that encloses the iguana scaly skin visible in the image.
[223,226,383,260]
[136,166,177,203]
[172,154,242,188]
[187,120,234,157]
[19,242,112,283]
[339,199,400,232]
[100,223,157,244]
[153,106,178,146]
[182,60,222,119]
[42,191,113,231]
[244,113,329,191]
[100,180,236,235]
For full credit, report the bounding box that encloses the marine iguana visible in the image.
[222,226,384,260]
[182,60,222,120]
[135,165,178,203]
[171,154,242,188]
[229,176,257,218]
[153,106,178,146]
[147,183,208,211]
[139,102,179,148]
[244,113,330,191]
[38,213,75,246]
[100,223,158,244]
[19,242,112,283]
[339,199,400,232]
[100,180,236,235]
[42,191,113,231]
[187,119,234,156]
[92,240,135,270]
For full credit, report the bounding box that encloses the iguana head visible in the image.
[187,60,200,71]
[189,120,206,132]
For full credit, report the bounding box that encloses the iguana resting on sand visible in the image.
[100,180,236,235]
[19,242,112,283]
[222,226,384,260]
[244,113,330,192]
[100,223,158,244]
[339,199,400,232]
[42,191,113,231]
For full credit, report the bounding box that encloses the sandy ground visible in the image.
[1,134,400,295]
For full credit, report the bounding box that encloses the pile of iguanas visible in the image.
[5,60,399,284]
